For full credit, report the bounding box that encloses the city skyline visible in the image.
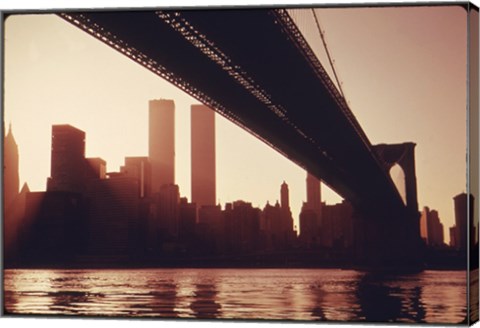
[3,6,470,242]
[5,117,468,249]
[4,119,304,263]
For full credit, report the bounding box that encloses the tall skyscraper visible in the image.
[149,99,175,193]
[191,104,216,211]
[299,172,323,244]
[280,181,295,241]
[47,124,86,193]
[280,181,290,210]
[306,172,322,217]
[4,123,19,211]
[453,193,474,251]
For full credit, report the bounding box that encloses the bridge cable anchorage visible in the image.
[311,9,347,102]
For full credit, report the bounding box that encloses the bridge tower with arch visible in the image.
[373,142,419,215]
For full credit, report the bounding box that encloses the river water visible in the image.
[3,268,467,324]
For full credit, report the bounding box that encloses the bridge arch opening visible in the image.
[389,164,407,205]
[373,143,418,213]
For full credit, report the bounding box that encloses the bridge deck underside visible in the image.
[60,9,405,217]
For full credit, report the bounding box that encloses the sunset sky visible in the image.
[3,4,470,241]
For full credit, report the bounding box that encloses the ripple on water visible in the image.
[3,268,467,323]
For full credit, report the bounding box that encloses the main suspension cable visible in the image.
[311,8,347,101]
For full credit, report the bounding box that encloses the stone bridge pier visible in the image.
[353,143,423,270]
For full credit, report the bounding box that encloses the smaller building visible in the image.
[420,206,445,248]
[321,200,354,249]
[120,156,152,198]
[450,226,458,248]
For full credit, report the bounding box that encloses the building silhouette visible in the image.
[261,201,283,250]
[450,226,458,248]
[452,193,474,251]
[4,182,29,263]
[191,104,216,214]
[47,124,86,193]
[300,172,322,245]
[299,203,318,246]
[23,191,85,264]
[419,207,445,247]
[280,181,295,245]
[149,99,175,193]
[4,123,19,211]
[321,201,354,249]
[85,174,140,259]
[197,204,224,253]
[224,201,261,253]
[86,157,106,180]
[156,183,180,240]
[179,197,196,242]
[306,172,322,217]
[121,157,152,198]
[280,181,289,210]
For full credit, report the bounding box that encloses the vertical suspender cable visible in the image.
[311,8,346,101]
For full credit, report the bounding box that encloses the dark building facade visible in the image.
[179,197,196,242]
[321,201,354,249]
[299,204,319,246]
[300,172,323,245]
[420,206,445,247]
[47,124,86,193]
[261,201,283,250]
[197,204,224,253]
[453,193,474,251]
[84,176,140,259]
[22,191,85,264]
[225,201,261,253]
[156,183,180,240]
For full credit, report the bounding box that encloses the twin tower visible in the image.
[149,99,216,209]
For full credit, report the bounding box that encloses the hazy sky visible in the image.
[3,5,469,240]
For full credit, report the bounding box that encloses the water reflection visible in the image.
[3,268,466,323]
[148,282,178,317]
[190,283,221,318]
[356,273,410,322]
[309,284,326,320]
[420,271,467,323]
[306,270,363,321]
